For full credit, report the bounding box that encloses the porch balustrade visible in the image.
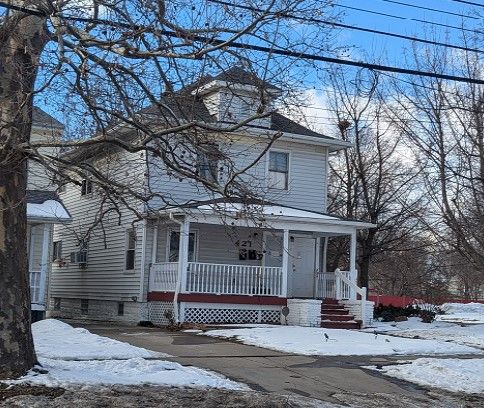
[149,261,284,296]
[317,270,355,299]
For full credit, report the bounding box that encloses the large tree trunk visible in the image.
[0,10,47,379]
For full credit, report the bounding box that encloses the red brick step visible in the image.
[321,320,361,329]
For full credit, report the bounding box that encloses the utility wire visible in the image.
[208,0,484,54]
[447,0,484,7]
[333,3,483,35]
[378,0,479,19]
[1,1,484,85]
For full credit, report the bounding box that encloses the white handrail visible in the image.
[335,268,367,327]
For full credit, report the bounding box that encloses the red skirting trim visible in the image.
[147,292,287,306]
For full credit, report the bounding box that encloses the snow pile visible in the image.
[33,319,163,359]
[375,358,484,394]
[8,319,246,390]
[367,317,484,349]
[438,303,484,324]
[9,358,245,390]
[203,326,480,356]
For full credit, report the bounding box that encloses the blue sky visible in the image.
[334,0,482,65]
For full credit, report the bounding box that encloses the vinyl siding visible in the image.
[50,150,147,301]
[147,136,328,213]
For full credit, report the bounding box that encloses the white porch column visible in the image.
[173,218,190,323]
[281,229,289,297]
[39,224,51,307]
[349,230,357,300]
[313,237,321,298]
[322,237,328,274]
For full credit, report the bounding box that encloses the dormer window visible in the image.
[268,151,289,190]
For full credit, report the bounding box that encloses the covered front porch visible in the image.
[146,203,374,326]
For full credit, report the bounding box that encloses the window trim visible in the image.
[197,148,219,183]
[124,228,137,272]
[266,149,291,191]
[52,240,62,262]
[80,178,93,196]
[166,228,199,263]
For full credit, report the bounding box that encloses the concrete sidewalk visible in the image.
[77,322,432,404]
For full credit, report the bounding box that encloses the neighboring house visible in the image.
[49,68,375,328]
[27,108,71,321]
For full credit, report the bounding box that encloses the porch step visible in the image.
[321,308,349,315]
[321,314,355,322]
[321,320,361,329]
[322,299,340,305]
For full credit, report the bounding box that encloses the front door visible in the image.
[289,236,316,298]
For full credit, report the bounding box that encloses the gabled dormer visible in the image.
[193,67,281,128]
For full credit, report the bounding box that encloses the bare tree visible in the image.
[325,68,425,289]
[0,0,339,379]
[390,42,484,300]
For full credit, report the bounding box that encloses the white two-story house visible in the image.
[49,68,375,328]
[27,108,71,321]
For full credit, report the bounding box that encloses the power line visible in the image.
[447,0,484,7]
[1,1,484,85]
[333,3,483,35]
[378,0,479,19]
[208,0,484,54]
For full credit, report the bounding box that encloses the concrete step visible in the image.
[320,303,345,310]
[322,299,339,305]
[321,308,349,315]
[321,320,361,329]
[321,314,355,322]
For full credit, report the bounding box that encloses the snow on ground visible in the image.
[202,326,481,356]
[437,303,484,324]
[8,358,246,390]
[10,319,246,390]
[367,317,484,349]
[373,358,484,394]
[33,319,165,360]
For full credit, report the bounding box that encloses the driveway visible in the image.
[77,322,483,407]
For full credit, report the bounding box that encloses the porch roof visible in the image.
[27,190,71,224]
[163,202,376,233]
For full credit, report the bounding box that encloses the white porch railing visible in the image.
[149,262,284,296]
[335,268,368,327]
[149,262,178,291]
[317,270,354,299]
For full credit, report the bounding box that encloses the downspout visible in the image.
[169,211,183,323]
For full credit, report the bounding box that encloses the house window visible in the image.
[168,231,197,262]
[117,302,124,316]
[81,179,92,195]
[125,229,136,271]
[268,151,289,190]
[70,240,88,266]
[53,297,61,311]
[197,146,219,182]
[80,299,89,315]
[52,240,62,262]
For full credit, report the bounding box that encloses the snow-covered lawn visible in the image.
[7,319,245,390]
[33,319,165,360]
[368,317,484,349]
[202,326,481,356]
[437,303,484,324]
[372,358,484,394]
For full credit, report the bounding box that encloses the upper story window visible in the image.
[125,229,136,271]
[81,179,92,195]
[197,147,219,183]
[70,240,88,266]
[52,240,62,262]
[268,151,289,190]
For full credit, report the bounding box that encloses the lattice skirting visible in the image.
[181,302,281,324]
[148,301,175,325]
